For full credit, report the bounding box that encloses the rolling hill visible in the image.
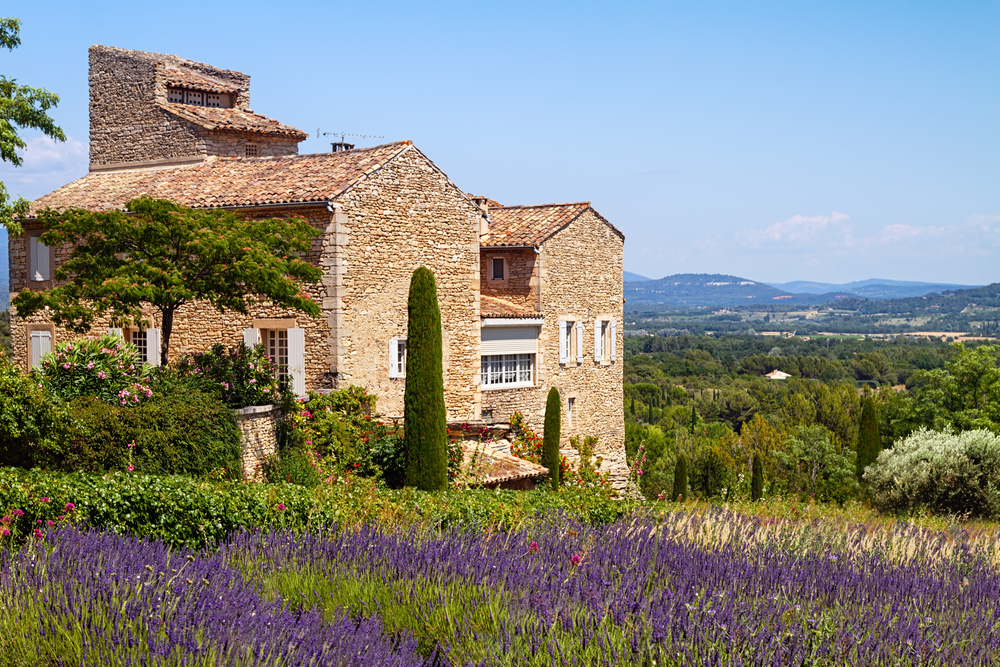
[767,278,979,300]
[624,273,851,308]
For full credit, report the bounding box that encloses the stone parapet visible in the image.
[233,404,280,481]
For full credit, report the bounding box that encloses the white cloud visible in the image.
[0,135,88,201]
[736,211,851,247]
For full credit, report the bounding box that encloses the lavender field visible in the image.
[2,508,998,666]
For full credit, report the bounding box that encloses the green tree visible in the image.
[672,453,688,501]
[542,387,561,488]
[688,405,698,434]
[751,451,764,500]
[856,396,881,482]
[402,267,448,491]
[11,198,321,366]
[1,17,65,236]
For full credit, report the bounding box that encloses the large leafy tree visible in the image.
[1,17,65,236]
[12,198,322,366]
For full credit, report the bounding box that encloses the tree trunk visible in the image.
[160,307,175,367]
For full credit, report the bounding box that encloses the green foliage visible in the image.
[176,343,281,408]
[691,447,732,499]
[402,267,448,491]
[671,453,688,501]
[773,426,858,503]
[0,311,10,359]
[542,388,561,488]
[751,452,764,501]
[566,435,613,495]
[11,198,321,365]
[856,396,881,482]
[0,16,65,236]
[0,351,70,467]
[510,412,572,482]
[866,427,1000,518]
[35,334,152,405]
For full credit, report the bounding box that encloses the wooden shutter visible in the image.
[29,238,39,281]
[147,328,162,367]
[481,327,538,355]
[389,338,399,378]
[30,331,51,369]
[594,320,603,362]
[559,321,568,364]
[243,328,260,348]
[575,321,583,363]
[610,319,617,361]
[36,239,50,281]
[288,328,305,395]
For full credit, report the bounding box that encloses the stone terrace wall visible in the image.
[234,405,279,481]
[333,147,482,422]
[201,132,300,159]
[480,247,539,311]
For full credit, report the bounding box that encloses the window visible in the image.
[266,329,289,379]
[245,142,259,158]
[167,88,231,108]
[29,330,52,369]
[559,320,583,365]
[568,397,575,427]
[131,330,148,363]
[481,353,533,387]
[491,258,505,281]
[389,338,407,378]
[594,318,617,363]
[486,255,508,283]
[29,236,51,282]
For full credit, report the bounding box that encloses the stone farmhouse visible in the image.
[8,46,627,486]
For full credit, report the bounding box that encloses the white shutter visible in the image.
[108,328,123,339]
[610,319,617,361]
[288,328,305,395]
[243,328,260,348]
[480,326,538,355]
[36,239,50,281]
[147,328,162,367]
[389,338,399,378]
[29,238,39,281]
[30,331,51,369]
[594,320,603,362]
[559,321,568,364]
[575,321,583,363]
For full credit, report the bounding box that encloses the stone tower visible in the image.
[88,45,307,169]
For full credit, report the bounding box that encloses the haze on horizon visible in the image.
[1,1,997,287]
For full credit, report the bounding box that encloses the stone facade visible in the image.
[480,248,540,312]
[233,405,280,481]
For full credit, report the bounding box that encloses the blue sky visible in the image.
[2,1,998,285]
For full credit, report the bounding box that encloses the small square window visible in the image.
[491,258,505,281]
[245,143,259,158]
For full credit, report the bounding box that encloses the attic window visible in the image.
[167,88,231,108]
[245,143,259,158]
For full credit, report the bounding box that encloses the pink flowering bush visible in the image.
[177,343,280,408]
[35,334,152,405]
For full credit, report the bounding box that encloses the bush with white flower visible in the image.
[176,343,280,408]
[35,334,152,405]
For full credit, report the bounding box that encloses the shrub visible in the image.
[751,452,764,501]
[671,453,688,501]
[60,392,241,478]
[542,388,561,488]
[36,334,151,405]
[691,447,732,499]
[866,427,1000,518]
[176,343,280,408]
[566,435,614,496]
[0,352,70,468]
[402,267,448,491]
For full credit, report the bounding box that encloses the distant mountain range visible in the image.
[624,271,651,282]
[625,273,982,308]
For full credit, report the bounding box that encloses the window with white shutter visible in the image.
[29,236,51,282]
[389,338,407,378]
[610,319,617,361]
[29,330,51,369]
[147,328,162,367]
[288,328,305,395]
[575,321,583,364]
[559,321,569,364]
[594,321,603,362]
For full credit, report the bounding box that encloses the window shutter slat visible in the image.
[559,321,568,364]
[288,328,306,395]
[147,328,162,367]
[481,327,538,355]
[389,339,399,378]
[31,333,41,369]
[37,239,50,281]
[576,322,583,363]
[610,319,617,361]
[243,328,260,348]
[594,320,602,362]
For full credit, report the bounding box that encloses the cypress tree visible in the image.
[648,403,654,424]
[856,396,881,483]
[630,396,635,415]
[688,405,698,434]
[542,387,561,489]
[402,267,448,491]
[672,453,688,502]
[751,452,764,501]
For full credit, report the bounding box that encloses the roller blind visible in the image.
[481,326,538,355]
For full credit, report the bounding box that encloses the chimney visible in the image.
[469,195,490,235]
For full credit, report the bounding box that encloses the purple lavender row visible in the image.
[0,527,438,666]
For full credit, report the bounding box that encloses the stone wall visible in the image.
[200,131,300,159]
[480,247,539,311]
[233,404,279,481]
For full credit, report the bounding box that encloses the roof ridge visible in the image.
[496,201,590,210]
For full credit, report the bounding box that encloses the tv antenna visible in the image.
[316,130,384,152]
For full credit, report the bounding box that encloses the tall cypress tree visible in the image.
[672,453,688,502]
[751,452,764,501]
[688,405,698,434]
[402,267,448,491]
[542,387,562,489]
[856,396,881,483]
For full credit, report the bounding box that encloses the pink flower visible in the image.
[98,371,107,379]
[12,509,23,517]
[127,465,134,472]
[0,516,8,524]
[63,363,71,370]
[65,502,75,511]
[528,541,539,553]
[46,520,55,528]
[87,362,95,370]
[570,554,582,566]
[275,503,287,512]
[39,497,49,504]
[1,529,9,537]
[33,529,43,540]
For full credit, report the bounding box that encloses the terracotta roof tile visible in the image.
[160,103,308,139]
[164,68,238,94]
[460,442,549,485]
[482,202,623,247]
[480,295,540,319]
[30,142,413,214]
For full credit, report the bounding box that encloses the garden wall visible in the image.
[234,405,279,481]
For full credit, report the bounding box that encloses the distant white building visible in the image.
[765,369,792,380]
